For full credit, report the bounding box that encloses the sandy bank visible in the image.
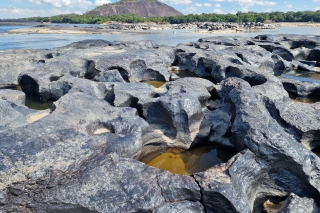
[8,25,239,35]
[274,22,320,27]
[8,26,122,35]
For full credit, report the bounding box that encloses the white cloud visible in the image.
[184,6,197,13]
[159,0,192,5]
[284,2,293,9]
[28,0,93,8]
[195,3,203,7]
[204,3,212,7]
[242,6,248,12]
[213,8,223,13]
[209,0,276,13]
[215,3,221,7]
[226,0,277,6]
[95,0,111,6]
[0,6,83,19]
[0,7,34,15]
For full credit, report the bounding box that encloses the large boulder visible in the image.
[140,78,214,149]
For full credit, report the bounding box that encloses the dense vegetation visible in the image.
[24,10,320,24]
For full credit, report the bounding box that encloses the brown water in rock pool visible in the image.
[140,145,236,175]
[144,81,166,88]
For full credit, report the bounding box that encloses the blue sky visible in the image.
[0,0,320,19]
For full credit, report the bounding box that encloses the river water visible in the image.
[1,25,320,85]
[0,25,320,50]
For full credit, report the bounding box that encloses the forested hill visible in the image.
[25,10,320,24]
[86,0,183,17]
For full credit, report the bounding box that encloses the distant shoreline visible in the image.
[4,22,320,35]
[0,21,39,26]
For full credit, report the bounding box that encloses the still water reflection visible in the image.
[282,70,320,84]
[140,145,236,175]
[25,95,54,110]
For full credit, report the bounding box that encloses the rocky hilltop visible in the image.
[86,0,183,17]
[0,35,320,212]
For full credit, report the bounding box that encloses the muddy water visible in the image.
[140,145,236,175]
[144,81,166,88]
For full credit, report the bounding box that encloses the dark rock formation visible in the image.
[86,0,183,17]
[1,35,320,212]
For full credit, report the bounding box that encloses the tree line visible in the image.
[24,10,320,24]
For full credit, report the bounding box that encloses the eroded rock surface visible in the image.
[1,36,320,212]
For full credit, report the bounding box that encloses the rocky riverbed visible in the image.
[8,22,274,35]
[0,35,320,212]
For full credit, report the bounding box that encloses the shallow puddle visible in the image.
[169,69,199,78]
[143,81,166,88]
[281,70,320,84]
[14,85,55,110]
[289,94,320,103]
[140,145,236,175]
[25,95,54,110]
